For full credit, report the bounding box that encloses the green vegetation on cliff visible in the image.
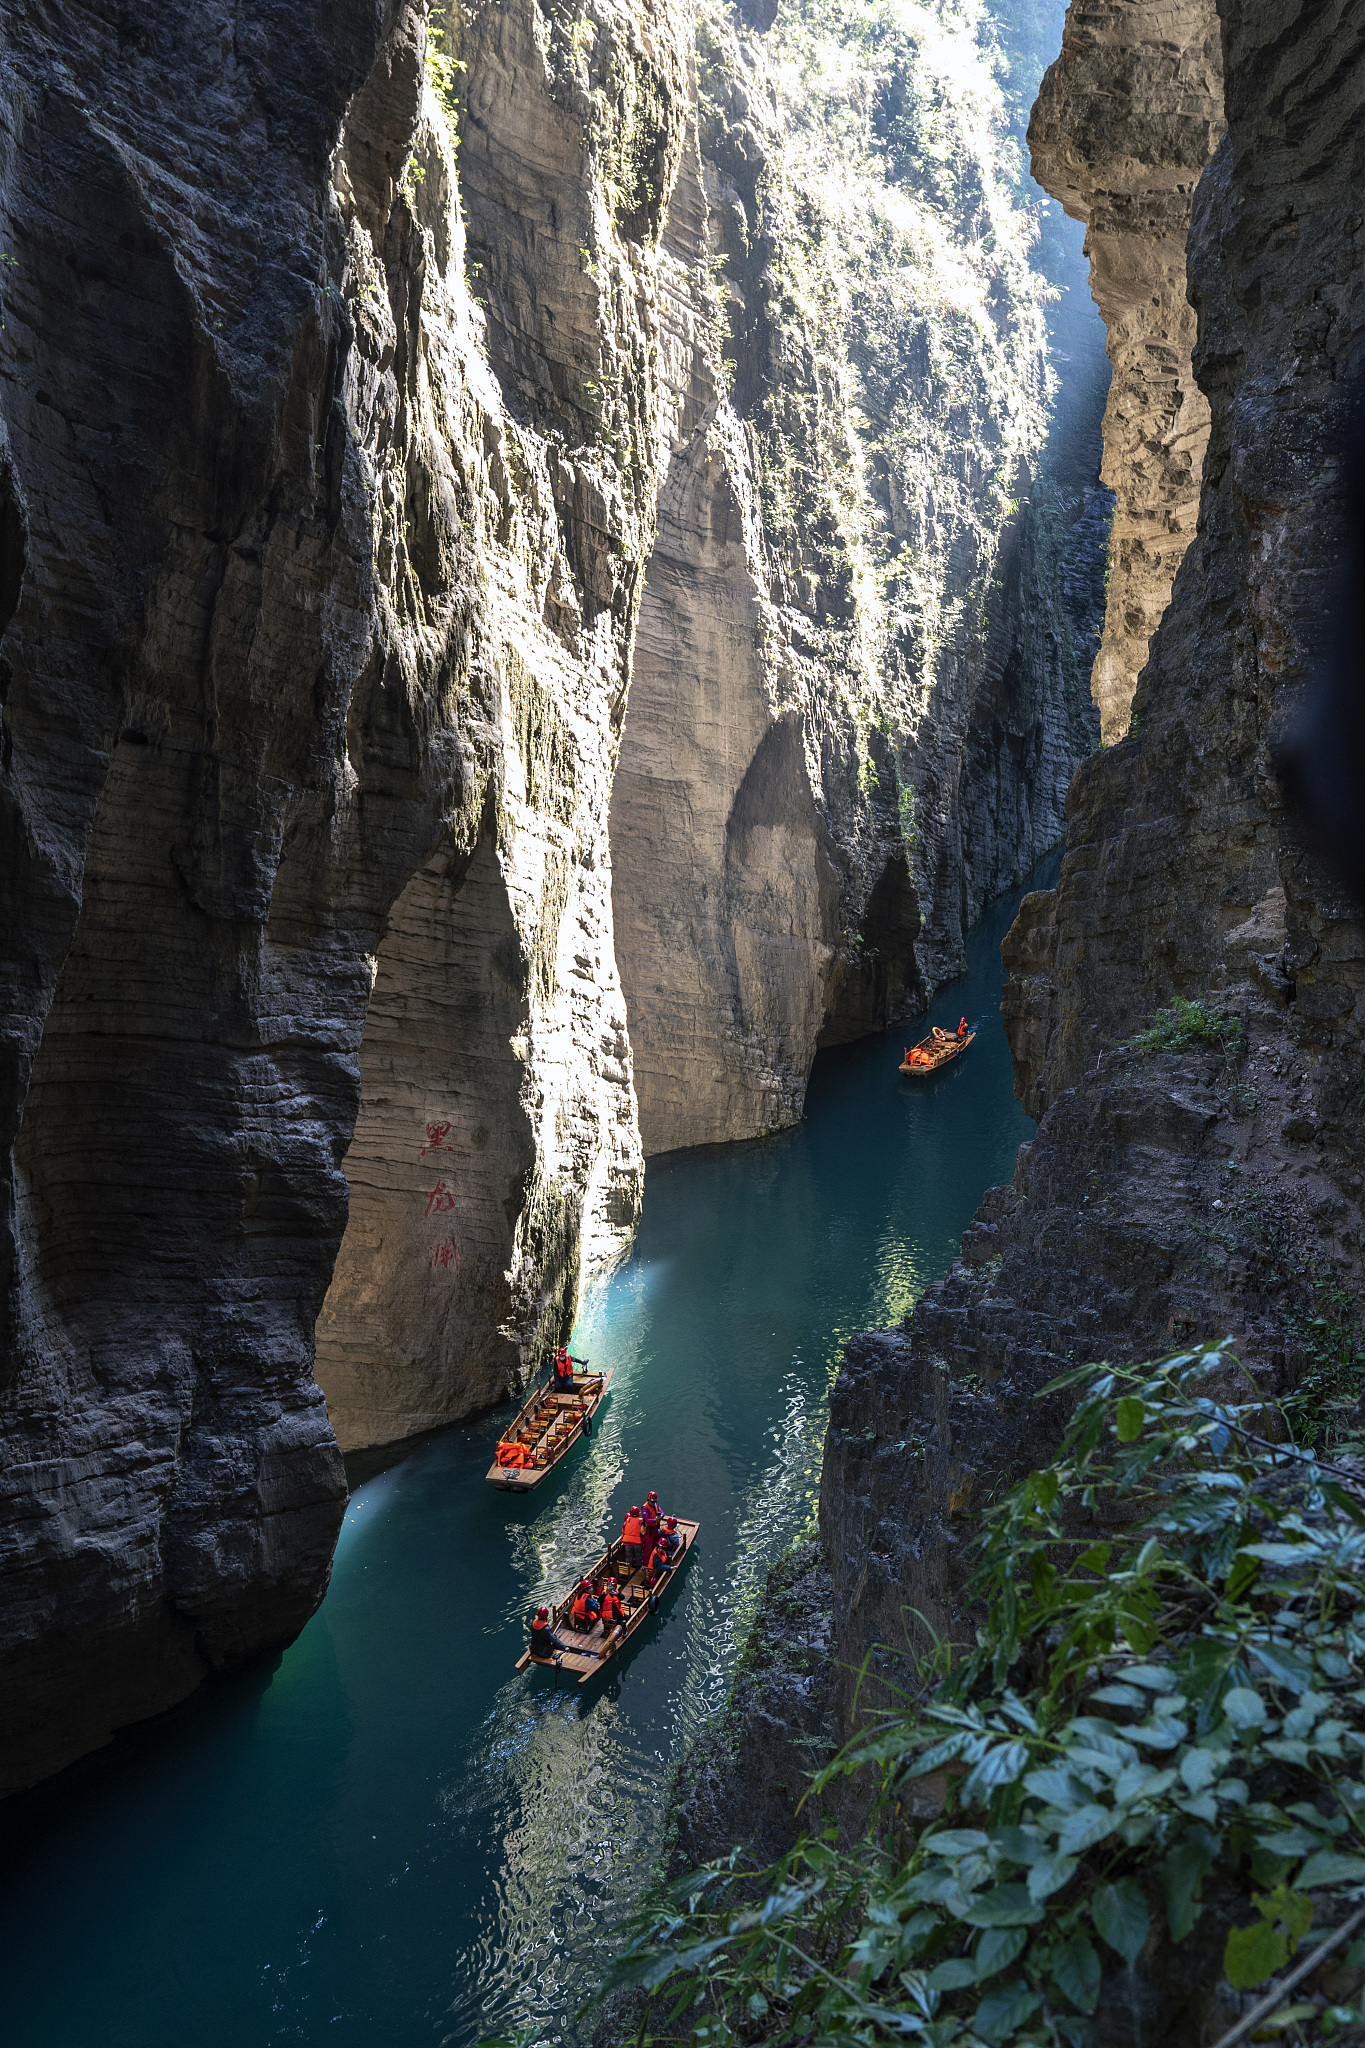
[606,1347,1365,2045]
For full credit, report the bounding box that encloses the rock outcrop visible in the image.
[610,0,1105,1156]
[817,0,1365,1734]
[1029,0,1224,742]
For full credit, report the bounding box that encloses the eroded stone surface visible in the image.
[822,0,1365,1735]
[611,0,1106,1156]
[1029,0,1224,741]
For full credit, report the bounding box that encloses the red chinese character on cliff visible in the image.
[429,1238,460,1271]
[425,1179,456,1217]
[422,1120,452,1157]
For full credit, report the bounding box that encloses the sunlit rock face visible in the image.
[820,0,1365,1760]
[1029,0,1224,742]
[610,0,1105,1157]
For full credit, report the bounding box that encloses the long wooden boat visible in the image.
[515,1517,700,1684]
[485,1369,612,1491]
[900,1027,975,1076]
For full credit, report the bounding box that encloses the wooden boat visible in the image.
[515,1517,700,1684]
[485,1368,612,1491]
[900,1027,975,1076]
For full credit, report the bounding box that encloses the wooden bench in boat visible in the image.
[900,1027,975,1076]
[486,1375,611,1491]
[486,1370,612,1491]
[515,1518,700,1684]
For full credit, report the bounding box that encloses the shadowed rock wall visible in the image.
[0,0,682,1791]
[818,0,1365,1745]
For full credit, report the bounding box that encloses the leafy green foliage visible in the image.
[603,1346,1365,2045]
[1130,995,1247,1064]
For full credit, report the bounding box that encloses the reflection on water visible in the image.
[0,868,1047,2048]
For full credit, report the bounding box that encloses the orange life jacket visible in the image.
[497,1442,532,1467]
[601,1592,624,1626]
[623,1514,643,1546]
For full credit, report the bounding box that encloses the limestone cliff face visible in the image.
[313,0,697,1449]
[610,0,1104,1156]
[0,0,682,1792]
[815,0,1365,1739]
[1029,0,1223,742]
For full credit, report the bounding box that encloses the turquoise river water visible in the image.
[0,871,1047,2048]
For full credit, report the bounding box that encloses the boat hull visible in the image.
[485,1369,612,1489]
[900,1027,974,1076]
[515,1518,699,1684]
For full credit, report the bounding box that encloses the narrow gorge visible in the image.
[4,0,1362,2042]
[0,0,1103,1800]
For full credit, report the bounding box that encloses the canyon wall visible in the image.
[610,0,1105,1156]
[1029,0,1224,742]
[0,0,685,1793]
[0,0,1105,1793]
[815,0,1365,1741]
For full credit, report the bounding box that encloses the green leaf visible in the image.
[1297,1852,1365,1888]
[1222,1688,1266,1731]
[972,1981,1042,2045]
[1225,1919,1288,1989]
[1050,1931,1102,2014]
[975,1926,1029,1981]
[1163,1827,1217,1942]
[926,1959,978,1990]
[1225,1551,1260,1600]
[1092,1878,1150,1966]
[1027,1853,1079,1903]
[1116,1397,1145,1442]
[1114,1762,1177,1806]
[962,1885,1043,1928]
[1256,1829,1330,1858]
[922,1830,992,1858]
[963,1742,1030,1803]
[1057,1805,1116,1857]
[1091,1684,1147,1708]
[1022,1766,1085,1809]
[1123,1667,1178,1690]
[1179,1748,1219,1795]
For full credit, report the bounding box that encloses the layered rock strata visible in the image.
[819,0,1365,1733]
[610,0,1105,1155]
[1029,0,1224,742]
[0,0,682,1793]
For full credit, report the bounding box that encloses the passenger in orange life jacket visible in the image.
[650,1516,682,1583]
[640,1492,661,1560]
[621,1506,644,1568]
[599,1580,626,1632]
[570,1578,600,1629]
[529,1606,565,1661]
[958,1016,968,1038]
